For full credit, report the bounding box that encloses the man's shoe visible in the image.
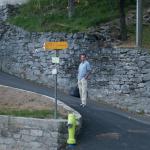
[82,104,86,108]
[80,104,86,107]
[80,103,83,107]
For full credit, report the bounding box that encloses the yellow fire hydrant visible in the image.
[67,113,76,145]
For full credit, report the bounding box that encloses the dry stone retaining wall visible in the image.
[1,5,150,114]
[0,0,28,6]
[0,116,66,150]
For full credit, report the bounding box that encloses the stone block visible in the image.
[120,85,130,94]
[30,129,43,137]
[0,145,7,150]
[143,73,150,81]
[142,69,150,74]
[21,134,37,142]
[137,83,145,88]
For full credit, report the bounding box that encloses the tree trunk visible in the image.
[68,0,75,19]
[119,0,127,41]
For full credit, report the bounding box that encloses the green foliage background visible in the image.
[9,0,136,32]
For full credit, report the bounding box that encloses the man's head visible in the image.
[80,53,87,62]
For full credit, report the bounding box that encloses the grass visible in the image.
[8,0,135,32]
[0,109,65,119]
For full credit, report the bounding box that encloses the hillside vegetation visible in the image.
[9,0,136,32]
[8,0,150,48]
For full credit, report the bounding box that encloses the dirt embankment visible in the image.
[0,85,68,117]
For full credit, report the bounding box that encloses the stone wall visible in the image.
[0,115,67,150]
[88,48,150,113]
[0,0,28,6]
[1,6,150,114]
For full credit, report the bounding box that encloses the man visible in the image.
[78,53,92,107]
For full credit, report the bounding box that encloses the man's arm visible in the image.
[85,62,92,79]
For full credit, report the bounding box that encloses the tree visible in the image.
[119,0,127,41]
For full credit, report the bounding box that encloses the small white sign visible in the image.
[52,57,60,64]
[52,68,57,75]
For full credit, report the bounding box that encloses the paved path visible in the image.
[0,71,150,150]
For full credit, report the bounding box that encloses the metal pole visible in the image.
[68,0,75,18]
[54,70,58,119]
[0,52,2,71]
[136,0,143,48]
[54,50,59,119]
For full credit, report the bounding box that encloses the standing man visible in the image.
[78,53,92,107]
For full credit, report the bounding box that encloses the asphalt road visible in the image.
[0,71,150,150]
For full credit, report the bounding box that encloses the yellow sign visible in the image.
[43,41,68,50]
